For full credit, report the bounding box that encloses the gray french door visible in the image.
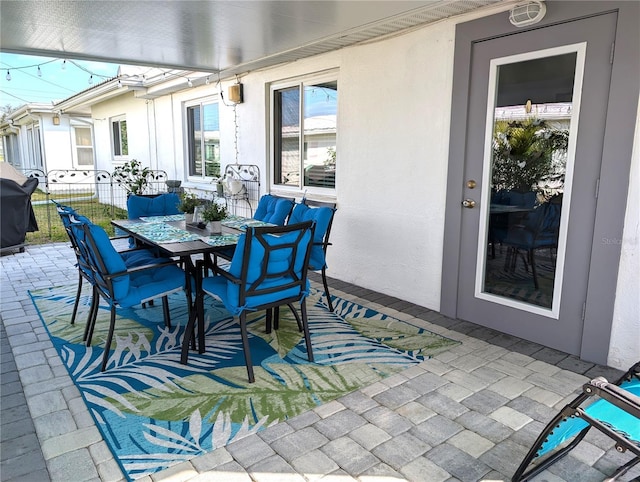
[454,13,616,356]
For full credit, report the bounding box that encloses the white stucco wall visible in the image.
[91,91,156,173]
[608,102,640,370]
[87,6,639,370]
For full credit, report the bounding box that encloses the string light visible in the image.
[37,65,42,77]
[61,59,66,70]
[187,78,193,87]
[5,70,10,81]
[88,74,93,85]
[205,76,210,85]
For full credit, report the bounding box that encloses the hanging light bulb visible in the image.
[117,79,123,88]
[37,65,42,77]
[61,59,66,70]
[88,74,93,85]
[187,78,193,87]
[5,70,11,81]
[205,76,210,85]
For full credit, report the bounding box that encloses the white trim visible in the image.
[474,42,587,319]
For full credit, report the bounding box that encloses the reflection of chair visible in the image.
[512,361,640,482]
[287,199,337,311]
[181,221,315,383]
[79,223,186,371]
[489,190,537,258]
[253,194,295,225]
[502,196,562,289]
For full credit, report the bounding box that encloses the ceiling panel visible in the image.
[0,0,504,76]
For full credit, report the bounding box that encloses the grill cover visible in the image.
[1,177,39,249]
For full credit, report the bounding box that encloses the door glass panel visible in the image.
[480,52,577,310]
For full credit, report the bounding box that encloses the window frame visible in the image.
[110,115,128,159]
[72,125,94,167]
[184,95,221,182]
[270,70,338,196]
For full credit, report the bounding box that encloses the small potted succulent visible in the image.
[201,202,228,234]
[178,192,202,223]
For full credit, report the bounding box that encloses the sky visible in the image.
[0,53,121,110]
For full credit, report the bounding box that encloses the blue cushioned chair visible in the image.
[253,194,295,225]
[126,193,182,247]
[79,223,187,371]
[127,192,182,219]
[181,221,315,383]
[287,199,337,311]
[513,361,640,481]
[53,201,164,326]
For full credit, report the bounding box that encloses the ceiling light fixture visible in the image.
[509,1,546,27]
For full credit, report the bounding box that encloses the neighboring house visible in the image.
[0,103,94,176]
[5,3,639,370]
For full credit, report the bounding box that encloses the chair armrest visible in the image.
[211,263,241,285]
[583,377,640,419]
[106,259,182,280]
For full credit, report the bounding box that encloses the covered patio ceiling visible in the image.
[1,0,504,78]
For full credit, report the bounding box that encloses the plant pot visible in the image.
[207,221,222,235]
[185,213,194,224]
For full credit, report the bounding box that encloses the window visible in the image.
[2,134,20,165]
[73,127,94,166]
[26,125,43,169]
[186,100,220,179]
[272,75,337,190]
[111,116,128,157]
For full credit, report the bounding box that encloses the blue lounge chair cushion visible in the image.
[127,193,182,220]
[202,228,312,315]
[253,195,294,225]
[538,377,640,457]
[288,203,334,270]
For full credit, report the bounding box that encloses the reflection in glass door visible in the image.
[477,47,584,315]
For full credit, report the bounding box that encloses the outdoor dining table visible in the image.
[110,214,275,356]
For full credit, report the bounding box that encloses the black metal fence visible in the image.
[20,165,261,244]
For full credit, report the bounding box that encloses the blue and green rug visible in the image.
[30,284,459,480]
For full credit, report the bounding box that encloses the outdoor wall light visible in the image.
[52,114,60,125]
[509,1,546,27]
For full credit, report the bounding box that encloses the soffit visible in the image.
[1,0,504,77]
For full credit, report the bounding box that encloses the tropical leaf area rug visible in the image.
[30,283,459,480]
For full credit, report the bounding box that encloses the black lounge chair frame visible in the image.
[512,361,640,482]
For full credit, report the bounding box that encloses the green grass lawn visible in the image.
[26,198,128,245]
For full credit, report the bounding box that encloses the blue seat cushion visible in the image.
[253,195,294,225]
[85,224,130,300]
[202,228,312,315]
[127,193,182,219]
[288,203,334,270]
[120,264,185,308]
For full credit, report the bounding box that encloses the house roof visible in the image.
[1,1,506,79]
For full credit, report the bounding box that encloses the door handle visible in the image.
[462,199,476,209]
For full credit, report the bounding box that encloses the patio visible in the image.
[1,242,636,482]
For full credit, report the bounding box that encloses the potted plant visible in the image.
[201,202,228,234]
[177,192,201,223]
[112,159,152,195]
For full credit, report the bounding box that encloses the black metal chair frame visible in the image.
[301,198,337,311]
[512,361,640,482]
[181,221,315,383]
[80,224,185,371]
